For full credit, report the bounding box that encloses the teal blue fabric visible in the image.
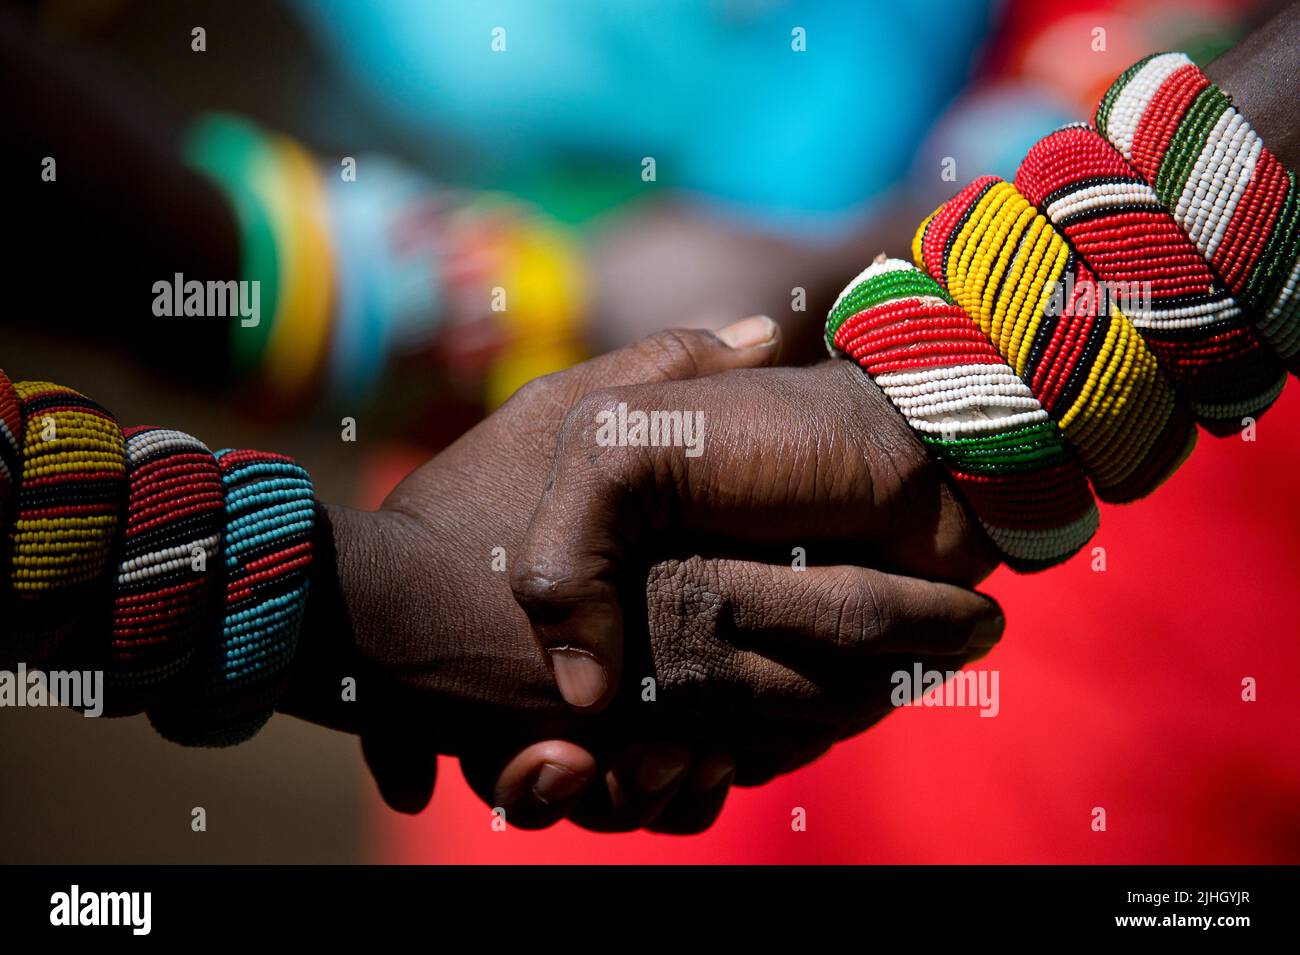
[290,0,995,234]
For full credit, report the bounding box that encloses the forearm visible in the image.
[277,503,390,735]
[281,492,571,754]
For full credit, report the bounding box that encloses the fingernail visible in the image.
[969,613,1005,649]
[716,315,777,349]
[532,761,588,806]
[636,751,688,794]
[549,648,607,708]
[694,756,735,792]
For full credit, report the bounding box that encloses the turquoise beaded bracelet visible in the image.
[150,449,314,746]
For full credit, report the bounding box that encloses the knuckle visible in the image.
[646,556,720,638]
[635,328,709,381]
[558,387,650,481]
[828,573,889,651]
[645,557,730,700]
[501,369,567,413]
[562,387,625,448]
[507,560,597,617]
[508,565,557,611]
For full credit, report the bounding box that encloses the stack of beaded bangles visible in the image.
[914,176,1197,504]
[827,51,1296,570]
[827,258,1099,570]
[0,371,314,744]
[1015,123,1286,433]
[184,114,588,409]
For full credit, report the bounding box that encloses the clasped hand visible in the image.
[284,318,1003,833]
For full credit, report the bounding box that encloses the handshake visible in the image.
[283,316,1005,833]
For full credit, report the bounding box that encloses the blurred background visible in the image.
[2,0,1297,863]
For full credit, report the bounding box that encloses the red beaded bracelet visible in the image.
[107,427,225,713]
[1016,123,1286,434]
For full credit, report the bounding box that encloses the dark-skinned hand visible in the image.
[283,318,1002,833]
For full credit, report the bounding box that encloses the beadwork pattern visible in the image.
[0,370,21,525]
[109,427,224,703]
[150,449,314,747]
[827,258,1099,570]
[1095,53,1300,372]
[0,370,314,740]
[914,177,1197,503]
[3,381,125,663]
[3,49,1297,745]
[1016,123,1287,431]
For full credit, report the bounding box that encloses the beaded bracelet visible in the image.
[1016,123,1287,432]
[260,136,336,402]
[108,427,224,708]
[0,373,315,741]
[1095,53,1300,373]
[914,176,1197,503]
[150,449,314,747]
[0,370,22,525]
[187,116,338,401]
[184,114,283,375]
[2,382,125,664]
[827,258,1100,570]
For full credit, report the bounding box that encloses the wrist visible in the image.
[1206,4,1300,170]
[819,357,1001,582]
[278,501,400,732]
